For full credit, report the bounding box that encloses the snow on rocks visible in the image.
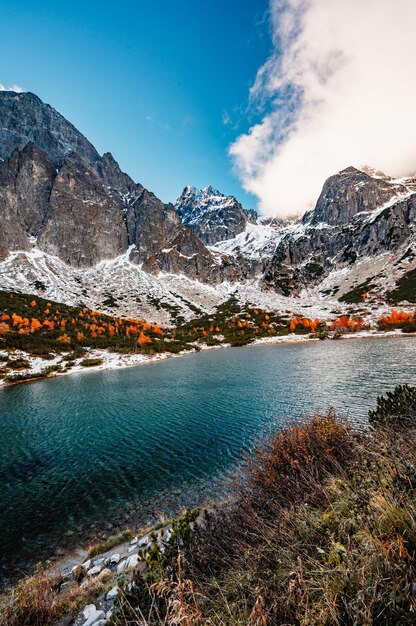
[209,221,288,261]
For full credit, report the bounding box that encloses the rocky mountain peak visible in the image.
[175,185,257,245]
[0,90,99,164]
[306,165,411,226]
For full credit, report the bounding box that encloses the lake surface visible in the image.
[1,336,415,582]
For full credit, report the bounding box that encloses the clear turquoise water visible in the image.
[1,337,415,580]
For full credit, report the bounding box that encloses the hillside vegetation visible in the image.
[0,289,415,385]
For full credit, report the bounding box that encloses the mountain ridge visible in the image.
[0,90,415,323]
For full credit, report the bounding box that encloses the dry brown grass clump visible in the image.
[0,563,105,626]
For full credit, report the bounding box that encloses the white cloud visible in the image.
[230,0,416,217]
[0,83,24,93]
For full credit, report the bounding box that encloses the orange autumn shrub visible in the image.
[330,315,365,332]
[379,309,414,326]
[30,318,42,333]
[138,331,152,345]
[151,323,163,335]
[56,334,71,344]
[0,321,10,336]
[289,316,320,333]
[248,413,355,506]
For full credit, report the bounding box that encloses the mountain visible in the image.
[175,185,256,244]
[0,90,415,324]
[0,91,243,282]
[263,167,416,302]
[0,91,99,164]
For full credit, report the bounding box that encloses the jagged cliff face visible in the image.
[0,91,99,163]
[0,142,54,258]
[0,91,242,281]
[264,167,416,297]
[37,159,129,267]
[308,167,410,225]
[175,185,256,245]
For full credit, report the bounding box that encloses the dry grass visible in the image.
[87,528,135,558]
[109,410,416,625]
[0,563,105,626]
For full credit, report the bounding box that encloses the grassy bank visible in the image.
[1,386,416,625]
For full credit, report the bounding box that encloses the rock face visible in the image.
[0,91,99,163]
[175,185,256,244]
[0,142,55,258]
[308,166,409,226]
[1,89,416,309]
[38,159,128,267]
[264,169,416,296]
[0,91,241,280]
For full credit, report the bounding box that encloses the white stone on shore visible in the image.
[127,544,137,553]
[93,557,105,567]
[97,567,112,580]
[81,604,105,626]
[86,564,102,577]
[81,559,91,570]
[130,536,138,545]
[117,553,139,573]
[106,585,119,601]
[125,554,139,569]
[109,553,120,564]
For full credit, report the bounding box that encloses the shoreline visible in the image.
[1,329,414,388]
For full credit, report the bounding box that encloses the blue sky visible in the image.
[0,0,271,208]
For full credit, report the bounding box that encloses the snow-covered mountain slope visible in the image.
[263,167,416,300]
[0,248,219,325]
[0,91,243,284]
[0,246,358,326]
[209,221,292,261]
[1,90,416,318]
